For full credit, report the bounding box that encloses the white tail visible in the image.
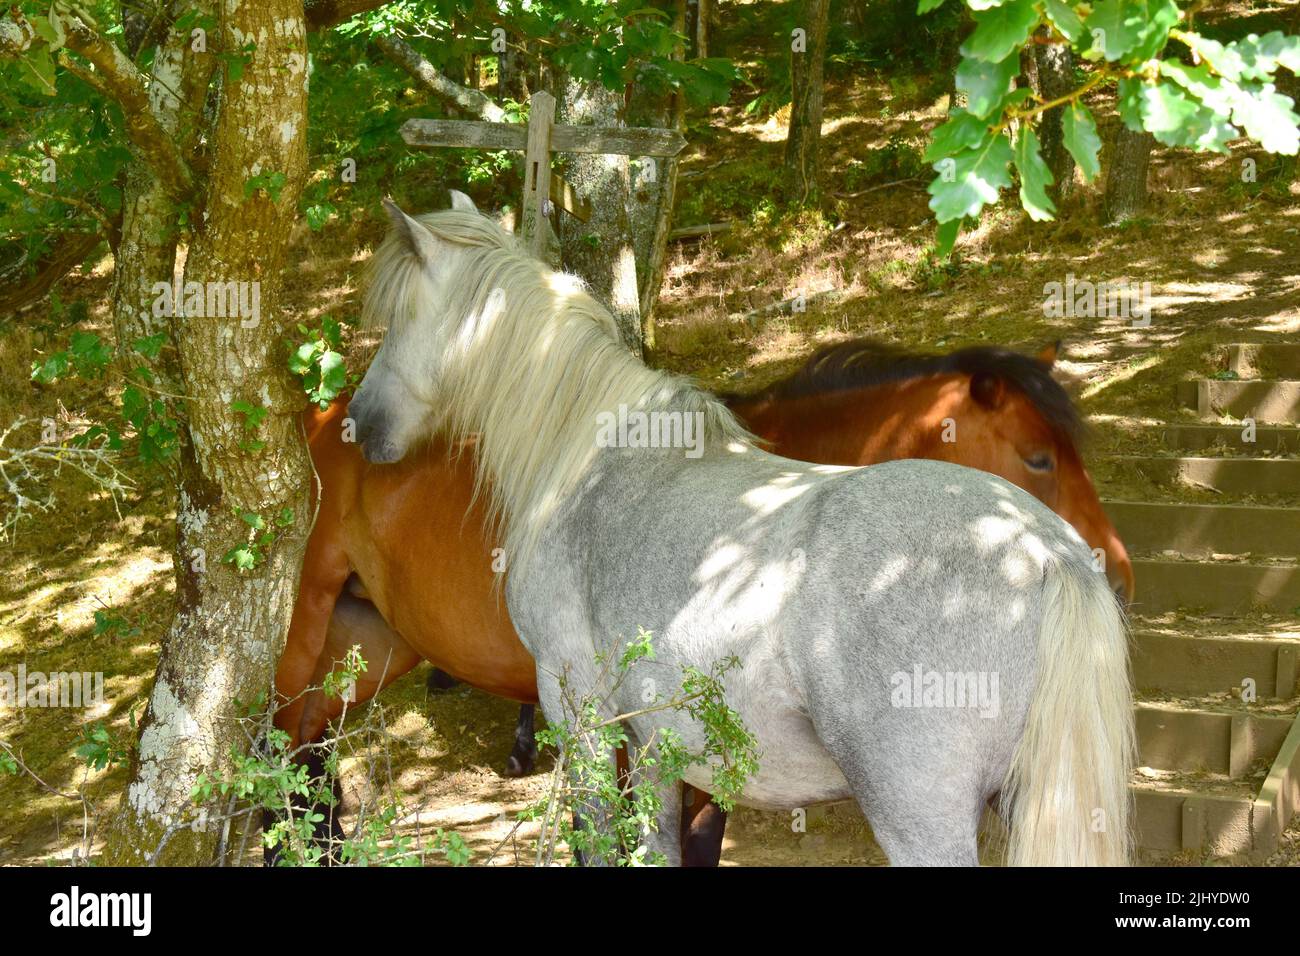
[1002,564,1136,865]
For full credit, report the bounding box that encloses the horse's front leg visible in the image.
[680,785,727,867]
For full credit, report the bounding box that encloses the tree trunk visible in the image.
[690,0,711,58]
[628,0,687,352]
[1031,34,1075,199]
[103,0,313,866]
[1105,126,1153,224]
[784,0,830,203]
[110,10,212,376]
[558,79,643,356]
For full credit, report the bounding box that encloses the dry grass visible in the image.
[3,6,1300,864]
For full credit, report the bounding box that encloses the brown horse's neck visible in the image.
[727,376,960,466]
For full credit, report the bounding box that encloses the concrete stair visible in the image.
[1115,342,1300,860]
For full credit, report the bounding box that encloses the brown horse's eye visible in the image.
[1024,453,1055,473]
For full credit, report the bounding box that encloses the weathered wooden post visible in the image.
[400,89,686,276]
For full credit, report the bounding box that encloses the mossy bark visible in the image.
[102,0,313,866]
[558,79,643,356]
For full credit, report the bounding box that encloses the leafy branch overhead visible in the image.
[922,0,1300,254]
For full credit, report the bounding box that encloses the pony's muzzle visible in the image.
[361,435,402,464]
[350,398,402,464]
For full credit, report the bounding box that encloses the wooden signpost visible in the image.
[400,90,686,267]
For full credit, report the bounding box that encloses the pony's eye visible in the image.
[1023,453,1055,473]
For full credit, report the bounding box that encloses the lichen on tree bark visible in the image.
[102,0,314,866]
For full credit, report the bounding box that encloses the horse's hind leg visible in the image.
[265,595,422,865]
[821,736,984,866]
[504,704,537,777]
[862,790,983,866]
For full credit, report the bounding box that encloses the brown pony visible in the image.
[272,339,1132,864]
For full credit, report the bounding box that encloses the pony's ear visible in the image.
[1036,340,1061,368]
[498,207,518,234]
[382,198,441,264]
[970,371,1006,409]
[449,189,478,213]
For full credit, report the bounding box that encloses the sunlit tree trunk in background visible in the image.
[104,0,313,865]
[1105,127,1153,224]
[1030,33,1075,201]
[630,0,687,353]
[558,78,643,355]
[784,0,830,202]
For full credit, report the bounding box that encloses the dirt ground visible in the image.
[2,9,1299,866]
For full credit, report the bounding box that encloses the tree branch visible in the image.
[53,8,194,197]
[0,232,104,317]
[374,32,507,121]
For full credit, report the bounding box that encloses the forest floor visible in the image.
[2,3,1299,866]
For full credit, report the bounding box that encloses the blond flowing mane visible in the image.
[365,208,753,571]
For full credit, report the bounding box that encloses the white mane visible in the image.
[365,208,753,571]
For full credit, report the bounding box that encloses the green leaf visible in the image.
[927,132,1014,222]
[132,334,167,360]
[1014,126,1056,221]
[1130,0,1178,62]
[1143,81,1234,150]
[305,202,336,231]
[1061,101,1103,181]
[1117,76,1145,129]
[1226,84,1300,155]
[934,217,962,258]
[1138,82,1208,143]
[917,0,947,11]
[1083,0,1144,62]
[224,546,258,571]
[924,110,992,163]
[1230,31,1300,81]
[960,0,1041,63]
[1044,0,1084,43]
[318,351,347,396]
[1178,33,1245,82]
[19,46,57,96]
[288,342,318,375]
[955,54,1021,119]
[1158,60,1235,117]
[29,15,60,46]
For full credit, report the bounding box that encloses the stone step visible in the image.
[1132,630,1300,699]
[1177,379,1300,423]
[1104,456,1300,496]
[1226,343,1300,379]
[1111,422,1300,454]
[1135,701,1296,776]
[1130,558,1300,614]
[1107,501,1300,555]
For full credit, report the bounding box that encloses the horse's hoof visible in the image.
[504,754,532,778]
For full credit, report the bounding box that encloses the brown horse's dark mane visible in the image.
[730,338,1085,442]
